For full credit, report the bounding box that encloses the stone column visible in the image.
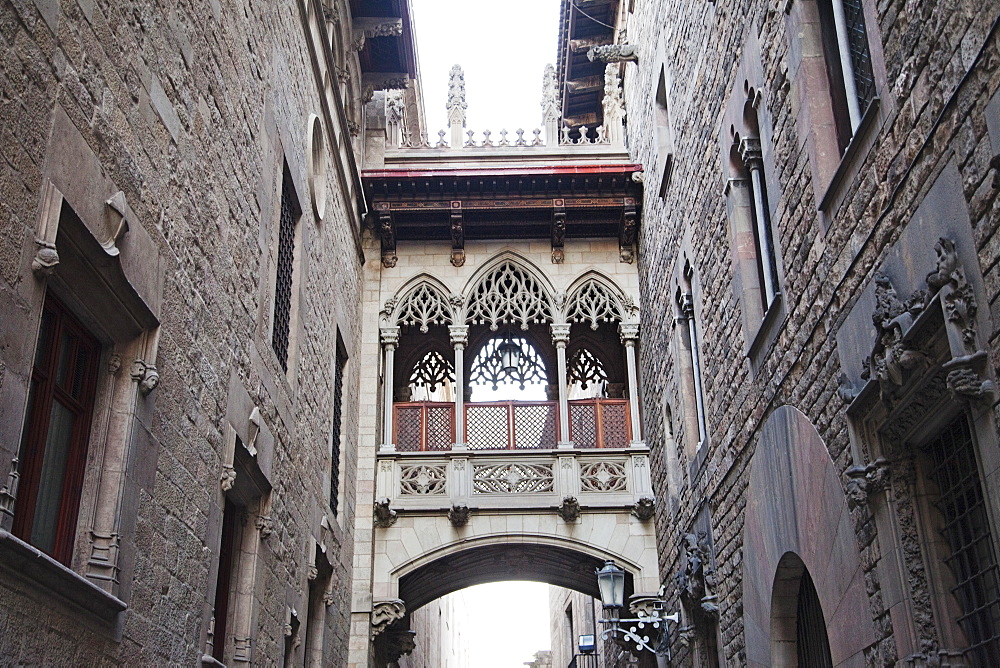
[739,137,777,306]
[679,295,707,444]
[619,323,644,445]
[449,325,468,448]
[380,327,400,452]
[551,323,572,448]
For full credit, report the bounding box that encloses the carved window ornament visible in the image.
[566,277,633,329]
[568,347,608,393]
[469,336,547,391]
[466,259,552,331]
[408,350,455,393]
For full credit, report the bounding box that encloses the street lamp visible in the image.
[498,337,521,376]
[595,561,678,659]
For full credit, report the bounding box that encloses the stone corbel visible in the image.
[130,359,160,396]
[0,457,20,519]
[632,495,655,521]
[376,204,396,268]
[381,629,416,663]
[587,43,638,63]
[943,351,998,404]
[361,73,409,93]
[31,240,59,277]
[619,198,637,263]
[558,495,581,522]
[844,458,891,510]
[86,531,121,583]
[32,181,63,278]
[450,201,465,267]
[221,465,237,491]
[370,599,406,638]
[373,497,398,528]
[102,190,129,256]
[255,514,273,539]
[246,406,262,456]
[448,503,470,527]
[551,199,566,264]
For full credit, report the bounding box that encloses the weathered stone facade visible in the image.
[619,0,1000,664]
[0,0,411,664]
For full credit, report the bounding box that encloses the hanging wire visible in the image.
[570,0,617,30]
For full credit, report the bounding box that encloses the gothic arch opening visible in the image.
[770,552,834,668]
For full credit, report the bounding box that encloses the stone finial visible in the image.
[587,44,638,64]
[602,64,626,146]
[541,63,560,123]
[446,64,467,127]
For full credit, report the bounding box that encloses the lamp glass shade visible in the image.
[596,560,625,609]
[498,339,521,375]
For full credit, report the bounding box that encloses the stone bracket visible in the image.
[619,198,637,263]
[376,204,397,268]
[450,201,464,267]
[551,199,566,263]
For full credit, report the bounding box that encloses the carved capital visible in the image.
[380,327,401,349]
[371,599,406,638]
[550,323,571,347]
[619,322,640,343]
[737,136,763,171]
[138,365,159,396]
[448,325,469,348]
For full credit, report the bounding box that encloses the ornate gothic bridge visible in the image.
[346,65,661,667]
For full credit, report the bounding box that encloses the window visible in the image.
[796,569,834,667]
[676,262,707,451]
[923,416,1000,663]
[212,498,240,663]
[817,0,875,153]
[737,106,779,311]
[654,64,675,196]
[272,166,302,373]
[329,343,347,515]
[13,293,101,565]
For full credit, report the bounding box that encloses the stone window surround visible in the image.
[719,33,788,372]
[671,251,709,471]
[0,123,164,629]
[783,0,891,222]
[326,327,351,532]
[651,41,676,199]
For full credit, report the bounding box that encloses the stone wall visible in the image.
[622,0,1000,664]
[0,0,364,664]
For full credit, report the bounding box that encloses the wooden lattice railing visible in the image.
[392,399,631,452]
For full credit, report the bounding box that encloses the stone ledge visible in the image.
[0,530,126,624]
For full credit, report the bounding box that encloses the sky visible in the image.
[410,0,562,143]
[407,2,563,663]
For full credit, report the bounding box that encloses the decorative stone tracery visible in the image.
[473,463,554,494]
[466,260,552,331]
[399,465,447,495]
[388,281,453,332]
[579,461,628,492]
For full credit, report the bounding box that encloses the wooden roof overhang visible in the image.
[363,163,642,267]
[556,0,619,129]
[350,0,418,87]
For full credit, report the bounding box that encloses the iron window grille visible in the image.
[842,0,876,112]
[329,345,347,515]
[272,171,301,373]
[925,416,1000,664]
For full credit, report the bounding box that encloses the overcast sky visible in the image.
[407,2,563,663]
[411,0,562,143]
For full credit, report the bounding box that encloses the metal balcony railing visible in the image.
[392,399,631,452]
[568,654,599,668]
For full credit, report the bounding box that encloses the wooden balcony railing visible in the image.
[393,399,632,452]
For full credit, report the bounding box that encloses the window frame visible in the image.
[13,292,102,565]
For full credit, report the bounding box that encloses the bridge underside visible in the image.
[399,542,634,612]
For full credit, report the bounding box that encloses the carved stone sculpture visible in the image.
[382,629,416,662]
[587,44,639,63]
[448,503,470,527]
[370,599,406,638]
[837,372,859,404]
[844,459,891,510]
[868,274,929,393]
[220,466,237,492]
[558,495,581,522]
[631,496,656,521]
[446,64,467,127]
[255,514,273,539]
[675,531,718,618]
[373,497,398,528]
[31,240,59,277]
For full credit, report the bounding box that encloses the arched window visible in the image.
[466,259,552,331]
[567,347,607,399]
[469,336,547,396]
[407,350,455,402]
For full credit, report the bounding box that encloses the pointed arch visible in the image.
[565,271,637,329]
[463,252,555,330]
[383,274,455,332]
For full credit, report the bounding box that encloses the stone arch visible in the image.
[388,532,651,611]
[742,405,876,667]
[564,270,636,327]
[383,274,455,332]
[463,251,556,330]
